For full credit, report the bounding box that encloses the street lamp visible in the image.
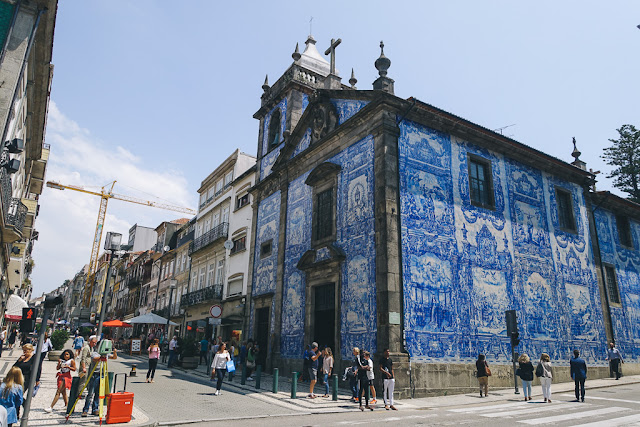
[165,279,177,336]
[96,231,121,339]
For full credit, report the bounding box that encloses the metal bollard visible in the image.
[272,368,279,393]
[255,365,262,389]
[129,364,137,377]
[332,374,338,401]
[241,363,246,385]
[291,372,298,398]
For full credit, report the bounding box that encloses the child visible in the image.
[0,367,24,426]
[45,350,76,412]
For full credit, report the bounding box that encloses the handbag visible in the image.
[226,360,236,373]
[535,363,544,378]
[485,362,492,377]
[246,360,255,369]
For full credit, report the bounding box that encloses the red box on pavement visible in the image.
[105,392,134,424]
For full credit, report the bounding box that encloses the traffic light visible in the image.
[20,307,37,333]
[505,310,517,335]
[511,331,520,347]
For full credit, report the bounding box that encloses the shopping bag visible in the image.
[226,360,236,373]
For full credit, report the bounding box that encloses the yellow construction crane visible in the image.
[46,180,195,288]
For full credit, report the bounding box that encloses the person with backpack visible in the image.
[536,353,553,402]
[246,342,256,381]
[517,353,534,401]
[476,354,490,397]
[73,334,85,357]
[357,351,374,411]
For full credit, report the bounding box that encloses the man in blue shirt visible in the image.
[199,337,209,366]
[606,342,624,380]
[570,349,588,402]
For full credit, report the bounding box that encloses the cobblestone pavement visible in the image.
[0,344,152,426]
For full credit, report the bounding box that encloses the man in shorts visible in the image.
[307,342,321,398]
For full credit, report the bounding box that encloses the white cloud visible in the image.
[30,102,196,296]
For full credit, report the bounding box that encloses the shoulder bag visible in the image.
[485,361,492,376]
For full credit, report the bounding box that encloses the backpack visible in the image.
[535,363,544,378]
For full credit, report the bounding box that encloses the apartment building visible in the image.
[0,0,57,323]
[183,150,255,341]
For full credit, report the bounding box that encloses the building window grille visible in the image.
[468,156,495,209]
[231,236,246,254]
[616,215,633,248]
[260,240,272,258]
[556,188,576,232]
[604,264,621,305]
[316,189,333,240]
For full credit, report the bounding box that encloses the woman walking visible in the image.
[357,351,374,411]
[147,339,160,383]
[7,329,16,350]
[13,344,38,399]
[44,350,76,412]
[322,347,334,398]
[517,353,534,401]
[210,342,231,396]
[0,367,24,427]
[349,348,360,403]
[476,354,490,397]
[537,353,553,402]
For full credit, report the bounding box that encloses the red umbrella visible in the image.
[102,320,132,328]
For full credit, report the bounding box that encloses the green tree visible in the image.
[602,124,640,203]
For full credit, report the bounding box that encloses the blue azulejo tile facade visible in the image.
[594,208,640,360]
[398,119,607,364]
[281,135,377,359]
[259,98,287,181]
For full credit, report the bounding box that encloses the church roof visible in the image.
[298,35,331,77]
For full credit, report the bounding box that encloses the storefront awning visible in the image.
[4,294,28,320]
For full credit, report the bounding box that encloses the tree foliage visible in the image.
[602,124,640,203]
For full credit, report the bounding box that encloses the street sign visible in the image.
[209,304,222,318]
[209,318,222,325]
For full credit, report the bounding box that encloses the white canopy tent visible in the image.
[4,294,28,321]
[126,313,178,325]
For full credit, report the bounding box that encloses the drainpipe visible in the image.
[0,0,22,67]
[1,7,47,144]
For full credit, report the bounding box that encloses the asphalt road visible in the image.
[196,382,640,427]
[109,355,300,425]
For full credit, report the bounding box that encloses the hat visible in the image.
[311,342,318,349]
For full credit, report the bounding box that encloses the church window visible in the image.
[260,240,273,258]
[555,188,576,232]
[604,264,621,305]
[268,109,282,150]
[468,155,495,209]
[616,215,633,248]
[316,189,333,240]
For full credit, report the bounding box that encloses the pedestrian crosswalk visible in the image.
[448,400,639,426]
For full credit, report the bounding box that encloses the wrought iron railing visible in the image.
[180,284,222,306]
[6,198,27,233]
[189,222,228,255]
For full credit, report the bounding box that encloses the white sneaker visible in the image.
[247,377,254,381]
[214,390,219,396]
[44,407,53,413]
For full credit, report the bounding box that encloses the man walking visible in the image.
[199,337,209,365]
[606,342,624,380]
[168,336,178,368]
[570,349,587,402]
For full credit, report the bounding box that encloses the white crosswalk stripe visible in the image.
[482,403,575,418]
[560,393,640,405]
[517,406,630,425]
[572,413,640,427]
[449,401,531,413]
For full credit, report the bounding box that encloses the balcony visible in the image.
[180,284,222,307]
[28,143,50,195]
[126,278,141,289]
[189,222,228,255]
[2,198,27,243]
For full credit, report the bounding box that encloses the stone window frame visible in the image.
[230,235,247,255]
[555,186,577,234]
[603,263,622,306]
[267,108,282,152]
[306,162,341,249]
[616,215,634,249]
[467,154,495,210]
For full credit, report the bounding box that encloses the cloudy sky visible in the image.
[31,1,640,295]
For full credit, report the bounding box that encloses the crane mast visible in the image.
[46,180,196,308]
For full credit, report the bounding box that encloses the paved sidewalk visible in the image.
[0,345,155,427]
[124,352,640,415]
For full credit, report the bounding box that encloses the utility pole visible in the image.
[506,310,520,394]
[21,295,62,427]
